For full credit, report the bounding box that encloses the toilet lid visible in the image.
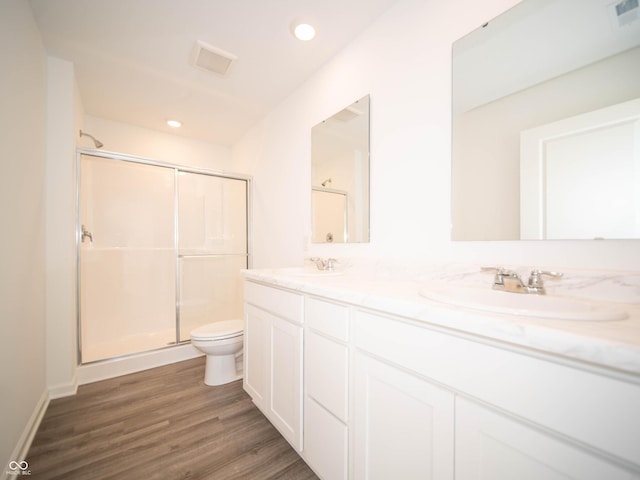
[190,320,243,340]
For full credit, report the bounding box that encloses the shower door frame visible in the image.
[75,147,253,365]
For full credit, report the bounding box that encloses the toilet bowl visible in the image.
[190,319,244,386]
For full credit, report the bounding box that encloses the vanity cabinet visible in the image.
[242,277,640,479]
[354,309,640,479]
[243,281,304,451]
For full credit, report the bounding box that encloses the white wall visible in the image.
[0,0,48,472]
[46,56,80,398]
[83,116,233,171]
[232,0,640,272]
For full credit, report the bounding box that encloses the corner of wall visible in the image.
[48,374,78,400]
[45,55,79,393]
[0,388,49,480]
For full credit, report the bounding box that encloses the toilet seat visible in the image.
[190,319,243,341]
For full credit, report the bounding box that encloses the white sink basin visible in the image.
[419,284,627,321]
[277,267,344,277]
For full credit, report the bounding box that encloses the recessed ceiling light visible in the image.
[167,120,182,128]
[291,22,316,41]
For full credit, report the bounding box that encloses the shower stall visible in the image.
[77,151,250,364]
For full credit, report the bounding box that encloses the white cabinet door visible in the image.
[269,314,303,451]
[244,304,267,410]
[353,353,454,480]
[455,397,637,480]
[244,302,303,452]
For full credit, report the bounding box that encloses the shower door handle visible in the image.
[81,225,93,243]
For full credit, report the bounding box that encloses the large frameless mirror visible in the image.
[451,0,640,240]
[311,95,370,243]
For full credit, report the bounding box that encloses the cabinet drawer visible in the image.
[306,296,349,341]
[244,281,303,324]
[354,309,435,377]
[304,397,348,480]
[306,330,348,422]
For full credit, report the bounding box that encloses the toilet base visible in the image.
[204,353,241,386]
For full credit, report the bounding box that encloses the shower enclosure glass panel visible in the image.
[178,255,247,341]
[79,155,176,362]
[78,153,249,363]
[177,173,247,341]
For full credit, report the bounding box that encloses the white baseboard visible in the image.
[77,344,203,385]
[1,389,49,480]
[48,374,78,399]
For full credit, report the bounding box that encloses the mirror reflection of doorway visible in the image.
[312,188,347,243]
[520,98,640,239]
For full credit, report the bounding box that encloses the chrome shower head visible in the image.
[79,130,104,149]
[321,178,332,187]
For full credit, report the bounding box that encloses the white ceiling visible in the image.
[29,0,399,146]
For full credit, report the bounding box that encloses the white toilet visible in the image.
[190,319,244,386]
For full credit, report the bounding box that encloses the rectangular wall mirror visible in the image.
[451,0,640,240]
[311,95,370,243]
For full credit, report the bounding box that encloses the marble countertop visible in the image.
[242,261,640,379]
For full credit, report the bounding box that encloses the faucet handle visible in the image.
[481,266,519,284]
[527,269,563,289]
[481,266,517,275]
[309,257,324,269]
[81,224,93,244]
[308,257,338,271]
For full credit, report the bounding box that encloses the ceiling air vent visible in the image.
[191,41,237,78]
[332,105,363,122]
[610,0,639,28]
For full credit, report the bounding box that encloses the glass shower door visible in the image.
[177,172,248,341]
[79,155,176,362]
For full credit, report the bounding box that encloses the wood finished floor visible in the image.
[27,357,318,480]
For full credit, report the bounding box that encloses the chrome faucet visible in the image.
[81,225,93,244]
[481,267,562,295]
[310,257,337,271]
